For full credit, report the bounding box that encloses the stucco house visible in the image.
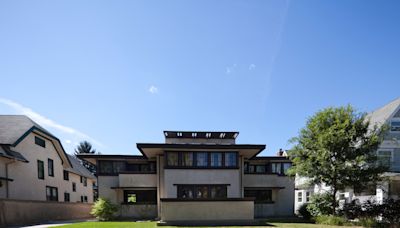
[79,131,294,222]
[294,98,400,213]
[0,115,95,203]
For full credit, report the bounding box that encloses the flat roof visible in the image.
[164,131,239,139]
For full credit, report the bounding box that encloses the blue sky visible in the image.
[0,0,399,156]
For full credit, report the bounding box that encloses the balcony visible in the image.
[118,173,157,188]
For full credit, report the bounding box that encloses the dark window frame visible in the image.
[98,160,156,175]
[165,151,239,169]
[35,136,46,148]
[48,159,54,177]
[37,160,44,180]
[244,189,273,204]
[46,186,58,201]
[244,162,291,175]
[123,190,157,204]
[63,170,69,181]
[64,192,70,202]
[176,184,228,199]
[72,182,76,192]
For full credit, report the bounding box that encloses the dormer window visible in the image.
[35,136,46,148]
[391,120,400,132]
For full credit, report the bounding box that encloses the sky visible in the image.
[0,0,400,156]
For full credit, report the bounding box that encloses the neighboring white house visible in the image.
[0,115,95,203]
[294,98,400,213]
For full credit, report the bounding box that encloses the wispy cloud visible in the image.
[148,85,158,94]
[249,64,256,71]
[225,64,237,75]
[0,98,104,147]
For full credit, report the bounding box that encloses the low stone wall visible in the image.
[119,204,157,219]
[160,199,254,221]
[0,198,93,227]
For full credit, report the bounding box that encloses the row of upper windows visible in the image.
[46,186,89,203]
[166,151,238,168]
[244,162,292,175]
[98,161,156,175]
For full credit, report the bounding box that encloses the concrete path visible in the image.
[19,219,95,228]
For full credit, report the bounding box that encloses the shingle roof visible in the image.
[0,115,54,145]
[66,154,96,179]
[0,145,28,162]
[367,97,400,127]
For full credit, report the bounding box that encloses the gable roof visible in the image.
[65,154,96,179]
[367,97,400,128]
[0,115,72,167]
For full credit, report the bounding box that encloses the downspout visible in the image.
[5,159,16,199]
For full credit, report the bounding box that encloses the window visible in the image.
[244,189,273,203]
[46,186,58,201]
[255,165,266,173]
[391,120,400,132]
[84,196,88,202]
[63,170,69,180]
[283,163,292,174]
[72,182,76,192]
[64,192,70,202]
[377,150,392,167]
[306,192,311,202]
[37,160,44,180]
[81,196,84,202]
[182,152,193,166]
[123,190,157,204]
[272,163,282,174]
[113,161,125,173]
[196,152,208,167]
[126,162,156,173]
[297,192,303,202]
[98,161,113,174]
[210,153,222,167]
[81,177,87,187]
[177,185,227,199]
[167,152,179,166]
[48,159,54,177]
[224,152,237,167]
[35,136,46,147]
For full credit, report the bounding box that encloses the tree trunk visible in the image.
[332,187,337,215]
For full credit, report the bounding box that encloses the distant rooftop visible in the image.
[163,131,239,139]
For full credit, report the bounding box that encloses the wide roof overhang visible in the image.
[137,143,266,159]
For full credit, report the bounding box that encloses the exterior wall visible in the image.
[163,169,241,198]
[5,132,93,203]
[160,200,254,221]
[119,174,157,187]
[243,174,294,217]
[0,157,8,198]
[119,204,157,219]
[0,198,93,227]
[98,176,119,203]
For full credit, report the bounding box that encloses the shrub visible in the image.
[315,215,347,226]
[297,203,312,220]
[357,217,379,228]
[339,199,363,219]
[306,193,335,217]
[90,198,118,221]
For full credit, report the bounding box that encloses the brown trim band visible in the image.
[111,186,157,189]
[160,197,256,202]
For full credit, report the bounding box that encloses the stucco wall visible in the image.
[160,200,254,221]
[98,176,119,203]
[119,204,157,219]
[6,133,93,203]
[0,158,7,199]
[0,199,93,227]
[163,169,241,198]
[119,174,157,187]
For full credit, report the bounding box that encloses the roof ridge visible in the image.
[369,97,400,114]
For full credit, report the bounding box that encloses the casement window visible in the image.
[63,170,69,181]
[123,190,157,204]
[126,162,156,173]
[224,152,237,167]
[35,136,46,147]
[181,152,194,166]
[177,185,227,199]
[377,150,393,167]
[167,152,179,166]
[283,163,292,174]
[46,186,58,201]
[99,161,156,175]
[37,160,44,180]
[48,159,54,177]
[210,152,222,167]
[82,177,87,187]
[72,182,76,192]
[196,152,208,167]
[64,192,70,202]
[306,191,311,202]
[391,120,400,132]
[297,192,303,202]
[272,163,283,174]
[84,196,88,202]
[244,189,273,203]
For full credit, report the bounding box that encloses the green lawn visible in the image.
[60,221,362,228]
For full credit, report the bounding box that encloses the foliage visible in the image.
[74,140,97,175]
[357,217,379,228]
[288,105,388,215]
[314,215,347,226]
[306,193,335,217]
[297,203,312,220]
[90,198,118,221]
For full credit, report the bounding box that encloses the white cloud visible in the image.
[65,139,72,144]
[249,64,256,70]
[225,64,237,75]
[149,85,158,94]
[0,98,104,147]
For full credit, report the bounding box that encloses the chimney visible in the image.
[277,148,284,156]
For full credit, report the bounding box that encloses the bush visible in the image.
[297,203,312,220]
[357,217,379,228]
[306,193,335,217]
[315,215,347,226]
[90,198,118,221]
[339,199,363,219]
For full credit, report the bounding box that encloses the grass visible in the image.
[60,220,362,228]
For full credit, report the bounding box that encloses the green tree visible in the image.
[74,141,97,175]
[288,105,387,215]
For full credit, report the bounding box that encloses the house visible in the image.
[294,98,400,212]
[0,115,95,203]
[78,131,294,222]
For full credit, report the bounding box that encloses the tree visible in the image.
[288,105,388,215]
[75,141,96,155]
[74,141,97,175]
